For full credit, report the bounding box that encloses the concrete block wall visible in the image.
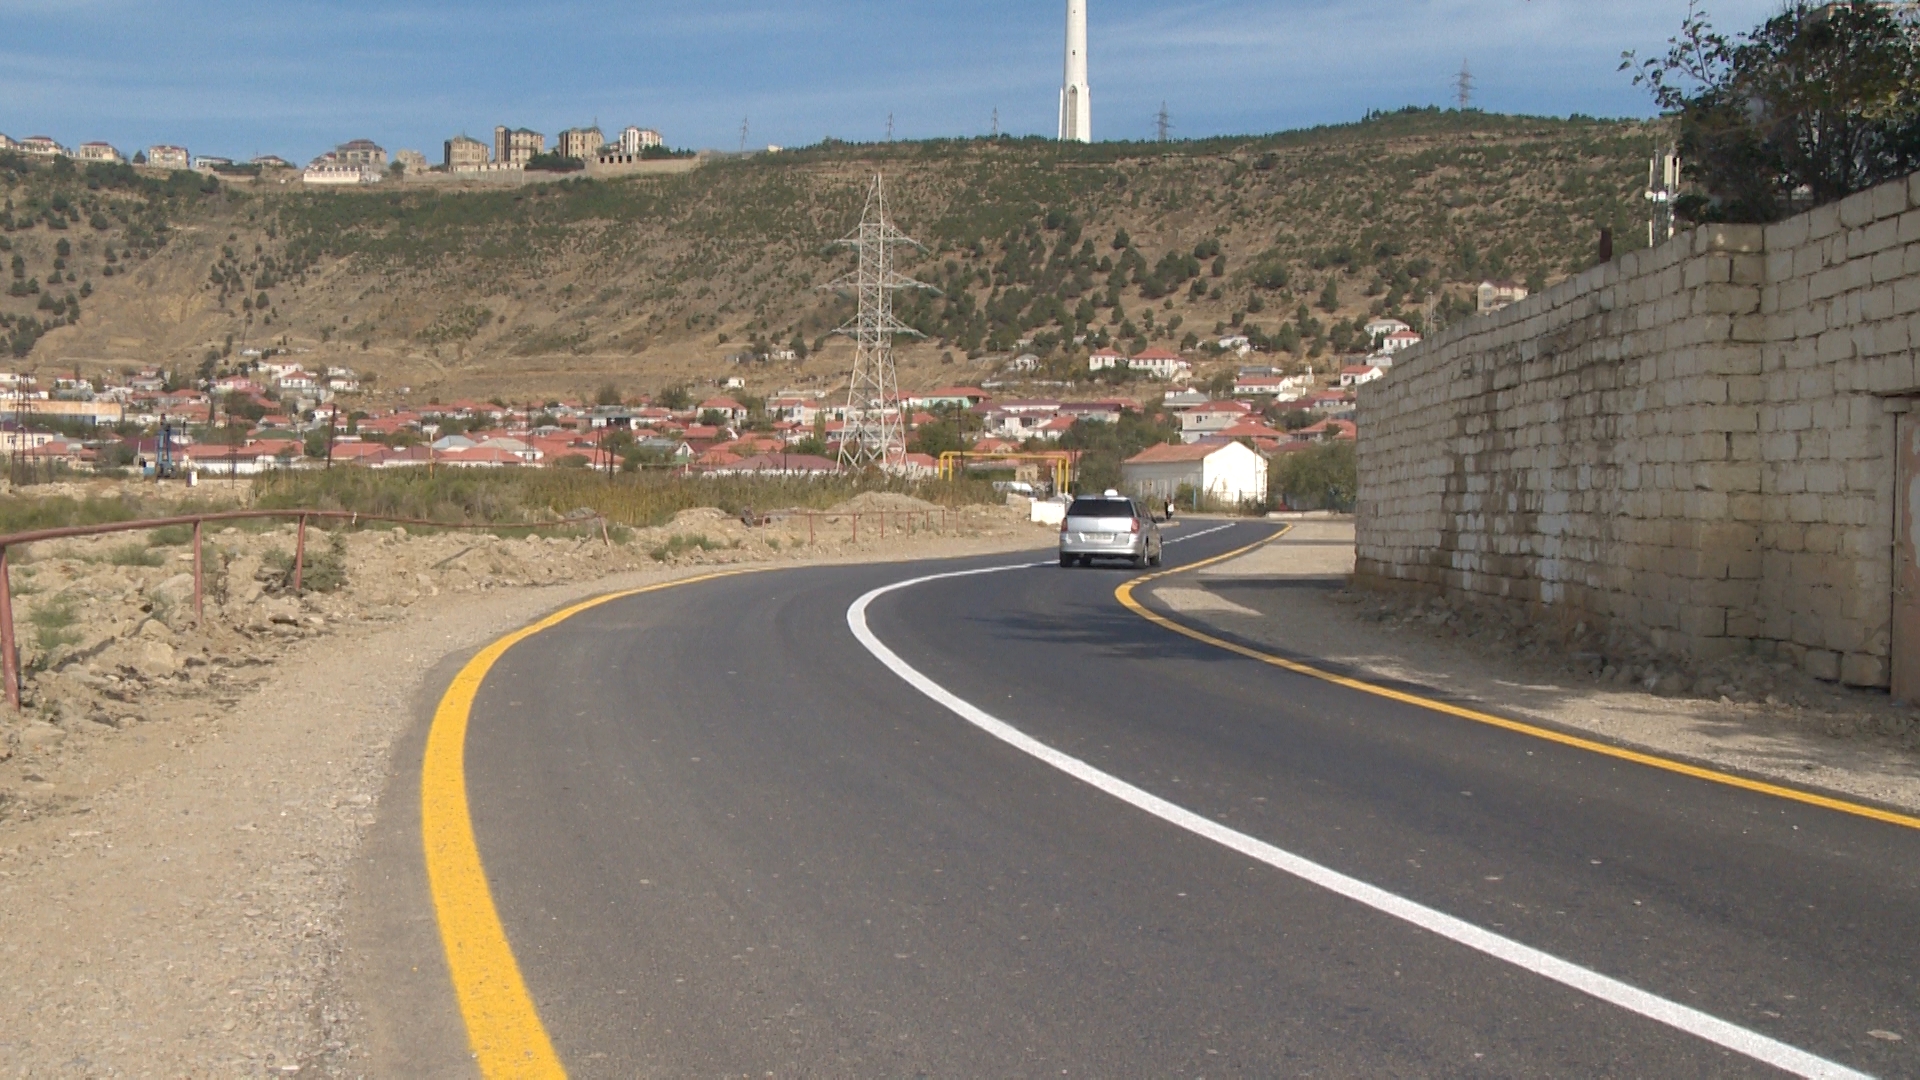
[1356,172,1920,687]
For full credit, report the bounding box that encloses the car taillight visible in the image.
[1130,518,1140,534]
[1060,518,1069,533]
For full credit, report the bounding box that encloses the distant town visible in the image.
[0,123,684,187]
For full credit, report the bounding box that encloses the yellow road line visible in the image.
[1117,527,1920,833]
[422,569,762,1079]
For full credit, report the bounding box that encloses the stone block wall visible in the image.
[1356,172,1920,687]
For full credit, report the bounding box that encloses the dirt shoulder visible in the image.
[1147,518,1920,816]
[0,499,1051,1076]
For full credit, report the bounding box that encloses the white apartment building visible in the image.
[618,126,664,154]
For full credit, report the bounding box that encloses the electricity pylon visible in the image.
[826,175,938,471]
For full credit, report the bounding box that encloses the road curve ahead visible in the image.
[444,522,1918,1076]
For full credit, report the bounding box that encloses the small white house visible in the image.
[1121,439,1268,506]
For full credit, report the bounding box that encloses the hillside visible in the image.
[4,109,1660,403]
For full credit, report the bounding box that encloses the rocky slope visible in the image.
[4,110,1661,403]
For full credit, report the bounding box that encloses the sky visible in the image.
[0,0,1788,163]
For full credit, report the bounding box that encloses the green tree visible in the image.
[1625,1,1920,223]
[1272,442,1357,511]
[595,381,624,406]
[1318,278,1340,313]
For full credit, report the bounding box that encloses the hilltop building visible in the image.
[394,148,428,173]
[146,145,190,170]
[193,156,232,173]
[444,135,490,171]
[617,126,663,154]
[330,139,387,167]
[557,127,603,160]
[494,126,544,167]
[19,136,69,158]
[77,142,122,163]
[1478,279,1528,314]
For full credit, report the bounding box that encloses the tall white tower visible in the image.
[1060,0,1091,143]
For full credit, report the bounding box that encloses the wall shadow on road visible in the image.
[1193,579,1920,791]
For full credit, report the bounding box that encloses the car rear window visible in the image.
[1068,498,1135,518]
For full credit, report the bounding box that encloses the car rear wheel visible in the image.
[1149,548,1163,568]
[1059,554,1074,568]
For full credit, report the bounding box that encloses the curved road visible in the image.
[361,522,1920,1076]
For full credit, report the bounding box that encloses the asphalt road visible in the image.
[408,522,1919,1076]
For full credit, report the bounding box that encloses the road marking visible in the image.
[424,569,761,1079]
[1118,529,1920,833]
[847,559,1872,1080]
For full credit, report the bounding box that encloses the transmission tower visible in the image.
[991,107,1000,138]
[739,117,749,153]
[1455,59,1474,111]
[887,113,895,142]
[826,175,937,471]
[1155,102,1173,143]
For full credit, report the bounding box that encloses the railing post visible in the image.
[851,513,858,543]
[807,513,815,545]
[293,514,307,595]
[0,546,16,711]
[191,520,205,626]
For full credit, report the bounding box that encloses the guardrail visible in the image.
[0,508,609,711]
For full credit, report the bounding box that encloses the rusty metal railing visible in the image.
[0,509,609,710]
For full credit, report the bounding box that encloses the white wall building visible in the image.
[1122,440,1268,505]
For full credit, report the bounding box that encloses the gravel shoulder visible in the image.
[1148,518,1920,817]
[0,500,1051,1077]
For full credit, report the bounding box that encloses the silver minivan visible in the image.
[1058,490,1163,569]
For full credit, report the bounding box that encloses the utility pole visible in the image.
[1456,59,1474,111]
[1155,102,1173,143]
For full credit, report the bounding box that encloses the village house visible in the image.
[77,142,122,163]
[1363,318,1411,344]
[1477,279,1528,314]
[1339,364,1387,388]
[1232,373,1313,399]
[1121,440,1269,506]
[906,387,988,410]
[1379,329,1423,355]
[1178,400,1253,443]
[1125,348,1192,380]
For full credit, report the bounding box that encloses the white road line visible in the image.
[846,563,1872,1080]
